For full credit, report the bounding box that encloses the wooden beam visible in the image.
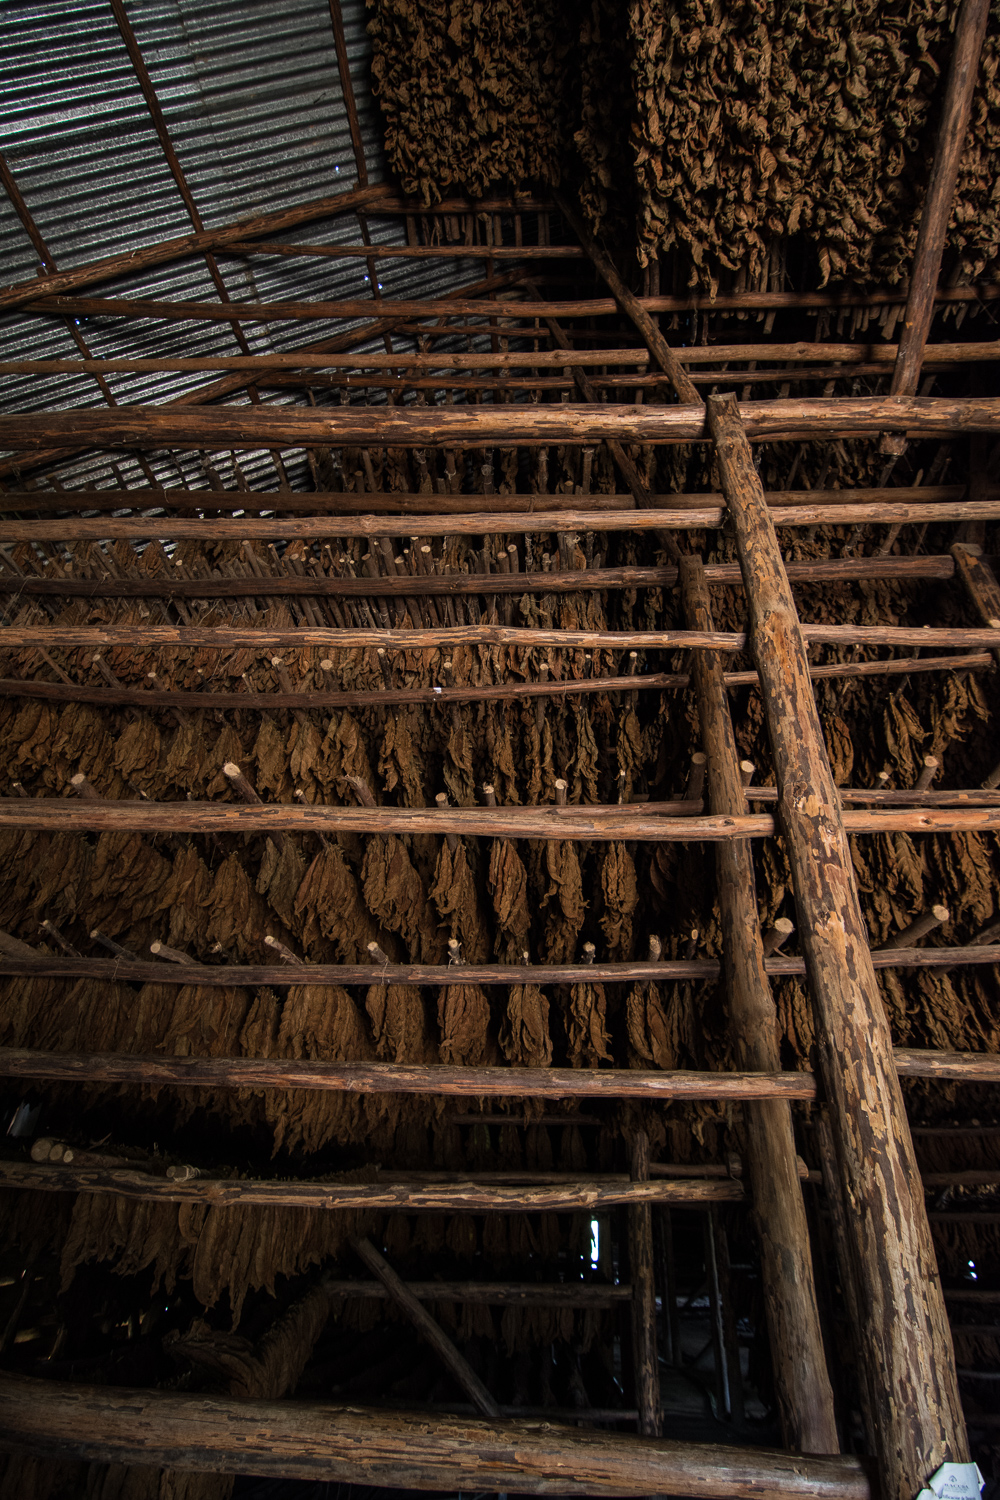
[3,396,1000,451]
[628,1133,661,1436]
[0,941,996,990]
[890,0,992,398]
[1,623,999,654]
[0,1047,993,1097]
[0,1050,817,1099]
[3,507,1000,540]
[708,390,968,1500]
[353,1238,503,1419]
[0,798,999,840]
[5,341,1000,380]
[0,1373,873,1499]
[320,1282,633,1306]
[0,555,958,601]
[0,650,988,717]
[681,554,837,1454]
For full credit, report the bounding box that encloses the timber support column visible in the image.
[708,391,968,1500]
[680,554,838,1454]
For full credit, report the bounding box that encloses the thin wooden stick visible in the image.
[353,1237,503,1420]
[321,1281,632,1306]
[628,1133,661,1436]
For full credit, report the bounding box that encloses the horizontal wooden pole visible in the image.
[3,342,997,378]
[0,483,989,515]
[0,943,996,990]
[1,625,998,653]
[0,652,987,716]
[0,556,957,600]
[3,397,1000,453]
[2,498,998,534]
[0,1374,872,1498]
[319,1280,632,1305]
[0,1160,744,1211]
[0,797,997,840]
[0,1049,818,1099]
[0,181,395,313]
[894,1048,1000,1082]
[0,800,997,840]
[0,1047,989,1096]
[0,673,690,711]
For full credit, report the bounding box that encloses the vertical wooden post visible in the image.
[709,391,968,1500]
[628,1132,661,1436]
[680,554,838,1455]
[888,0,991,401]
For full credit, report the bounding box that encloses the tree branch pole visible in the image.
[0,651,989,717]
[889,0,992,401]
[0,798,998,841]
[628,1133,661,1436]
[708,390,967,1500]
[3,396,1000,451]
[0,941,998,989]
[681,554,838,1455]
[0,1046,995,1096]
[0,1373,872,1499]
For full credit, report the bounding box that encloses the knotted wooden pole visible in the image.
[681,553,837,1455]
[708,390,967,1500]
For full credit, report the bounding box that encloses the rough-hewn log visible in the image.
[0,942,996,990]
[353,1238,503,1419]
[0,557,958,600]
[682,554,838,1455]
[1,483,992,514]
[0,1048,817,1100]
[628,1133,661,1436]
[0,1373,872,1499]
[2,623,1000,655]
[5,342,997,377]
[321,1281,632,1306]
[3,397,1000,452]
[0,798,997,841]
[0,1163,744,1212]
[0,652,987,718]
[889,0,992,398]
[894,1049,1000,1082]
[0,503,997,539]
[710,390,968,1499]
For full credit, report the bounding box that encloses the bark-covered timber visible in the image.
[0,652,988,716]
[682,554,838,1455]
[320,1282,633,1306]
[0,1161,745,1211]
[0,1374,873,1499]
[0,503,998,536]
[889,0,992,398]
[0,799,998,840]
[0,1049,818,1099]
[628,1133,661,1436]
[0,943,997,989]
[2,396,1000,451]
[4,341,998,377]
[710,390,968,1500]
[0,556,958,599]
